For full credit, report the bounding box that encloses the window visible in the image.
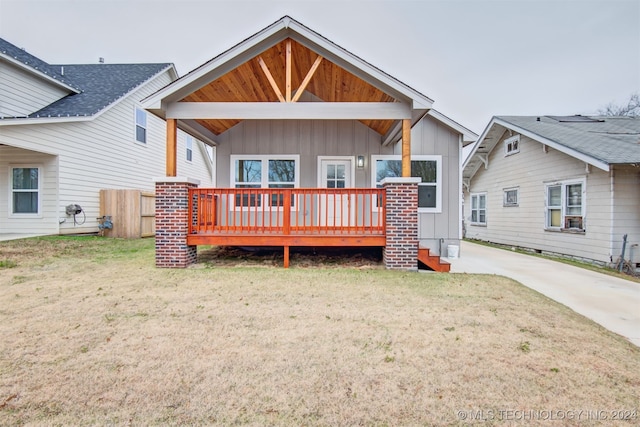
[470,193,486,225]
[372,155,442,212]
[505,135,520,155]
[186,136,193,162]
[545,179,585,230]
[10,166,40,215]
[503,188,519,207]
[135,108,147,143]
[231,155,299,208]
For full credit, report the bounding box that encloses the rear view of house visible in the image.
[0,38,214,237]
[143,16,476,269]
[463,115,640,269]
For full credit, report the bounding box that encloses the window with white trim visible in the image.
[372,155,442,213]
[135,108,147,143]
[231,155,299,208]
[545,179,585,230]
[186,136,193,162]
[470,193,486,225]
[10,166,41,215]
[503,187,519,207]
[504,135,520,155]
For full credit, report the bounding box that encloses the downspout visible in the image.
[609,167,615,263]
[459,134,464,241]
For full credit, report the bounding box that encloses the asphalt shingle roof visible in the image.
[33,63,171,118]
[0,37,81,91]
[498,115,640,165]
[1,37,171,119]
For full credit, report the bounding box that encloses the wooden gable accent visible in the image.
[180,38,398,136]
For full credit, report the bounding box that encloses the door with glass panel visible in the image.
[319,159,352,227]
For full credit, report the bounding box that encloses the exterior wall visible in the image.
[214,114,462,257]
[401,116,461,255]
[0,69,214,235]
[215,118,391,188]
[612,165,640,265]
[466,131,615,265]
[0,60,71,117]
[0,146,59,234]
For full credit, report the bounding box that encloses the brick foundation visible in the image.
[154,178,200,268]
[382,178,421,270]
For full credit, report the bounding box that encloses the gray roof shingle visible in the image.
[1,37,171,119]
[498,115,640,165]
[33,63,171,118]
[0,37,81,91]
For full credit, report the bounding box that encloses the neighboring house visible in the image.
[0,38,215,237]
[143,16,477,270]
[463,115,640,268]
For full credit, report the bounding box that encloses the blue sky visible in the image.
[1,0,638,133]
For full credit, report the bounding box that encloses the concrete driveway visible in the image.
[448,241,640,347]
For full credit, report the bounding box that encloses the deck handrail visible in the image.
[189,188,386,236]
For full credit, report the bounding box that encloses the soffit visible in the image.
[179,38,397,136]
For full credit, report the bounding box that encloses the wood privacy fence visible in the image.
[99,189,155,238]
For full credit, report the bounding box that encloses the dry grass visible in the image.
[1,237,639,426]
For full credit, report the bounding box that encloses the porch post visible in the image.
[166,119,178,177]
[402,118,411,177]
[382,177,421,270]
[154,177,200,268]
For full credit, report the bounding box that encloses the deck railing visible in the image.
[189,188,386,236]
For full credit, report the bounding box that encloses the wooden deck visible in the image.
[188,188,386,267]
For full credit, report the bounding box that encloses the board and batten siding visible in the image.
[400,116,462,255]
[465,131,615,264]
[0,60,71,118]
[214,114,462,255]
[0,69,214,235]
[215,118,392,188]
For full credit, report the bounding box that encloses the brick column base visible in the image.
[382,177,420,271]
[154,177,200,268]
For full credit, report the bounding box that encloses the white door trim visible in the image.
[317,156,356,227]
[316,156,356,188]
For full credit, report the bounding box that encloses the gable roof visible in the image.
[0,37,175,123]
[31,63,173,118]
[143,15,440,139]
[464,115,640,180]
[0,37,81,92]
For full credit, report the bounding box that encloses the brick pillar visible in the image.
[382,177,421,270]
[154,177,200,268]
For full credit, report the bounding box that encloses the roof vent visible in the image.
[99,57,104,64]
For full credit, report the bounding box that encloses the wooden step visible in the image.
[417,247,451,273]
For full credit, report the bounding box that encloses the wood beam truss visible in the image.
[258,39,324,103]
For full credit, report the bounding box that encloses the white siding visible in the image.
[466,131,616,264]
[0,61,70,117]
[0,69,214,235]
[0,146,59,234]
[612,165,640,264]
[177,130,214,185]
